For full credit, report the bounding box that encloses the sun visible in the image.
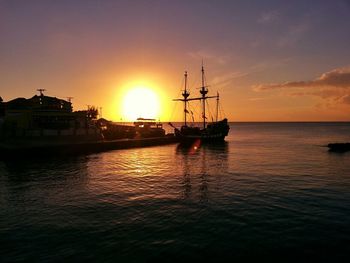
[121,87,160,121]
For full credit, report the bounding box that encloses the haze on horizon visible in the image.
[1,0,350,121]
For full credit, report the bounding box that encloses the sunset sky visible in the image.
[1,0,350,121]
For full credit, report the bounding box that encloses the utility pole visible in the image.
[200,63,208,129]
[37,89,46,96]
[99,107,103,119]
[216,92,219,122]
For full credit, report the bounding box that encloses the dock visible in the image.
[0,136,179,158]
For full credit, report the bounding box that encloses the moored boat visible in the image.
[170,65,230,143]
[327,143,350,152]
[133,118,165,138]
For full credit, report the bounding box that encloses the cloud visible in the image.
[249,57,293,72]
[248,97,265,101]
[310,89,347,99]
[340,94,350,104]
[254,67,350,91]
[289,88,348,102]
[203,58,293,90]
[254,67,350,107]
[317,68,350,88]
[277,23,310,47]
[257,10,280,24]
[211,71,248,87]
[187,50,230,65]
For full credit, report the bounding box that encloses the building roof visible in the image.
[4,95,72,112]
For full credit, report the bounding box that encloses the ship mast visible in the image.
[183,71,190,126]
[173,66,216,127]
[200,63,208,129]
[216,92,219,122]
[173,71,190,126]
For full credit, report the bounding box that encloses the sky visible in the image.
[1,0,350,121]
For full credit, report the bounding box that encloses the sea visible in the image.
[1,122,350,262]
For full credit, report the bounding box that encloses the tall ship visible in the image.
[170,65,230,143]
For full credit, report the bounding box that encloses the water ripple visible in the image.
[1,123,350,261]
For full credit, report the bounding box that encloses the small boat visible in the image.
[327,143,350,152]
[98,117,166,140]
[133,118,165,138]
[170,65,230,143]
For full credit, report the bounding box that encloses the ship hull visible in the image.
[174,118,230,144]
[328,143,350,152]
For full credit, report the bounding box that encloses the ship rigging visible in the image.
[170,64,230,143]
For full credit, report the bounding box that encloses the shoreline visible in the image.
[0,136,179,158]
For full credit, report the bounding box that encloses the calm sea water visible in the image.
[1,123,350,262]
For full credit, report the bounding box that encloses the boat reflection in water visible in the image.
[176,140,229,202]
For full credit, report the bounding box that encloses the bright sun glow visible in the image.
[122,87,160,121]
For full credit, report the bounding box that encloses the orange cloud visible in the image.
[254,67,350,91]
[254,67,350,108]
[339,94,350,104]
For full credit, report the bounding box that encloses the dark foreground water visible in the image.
[1,123,350,262]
